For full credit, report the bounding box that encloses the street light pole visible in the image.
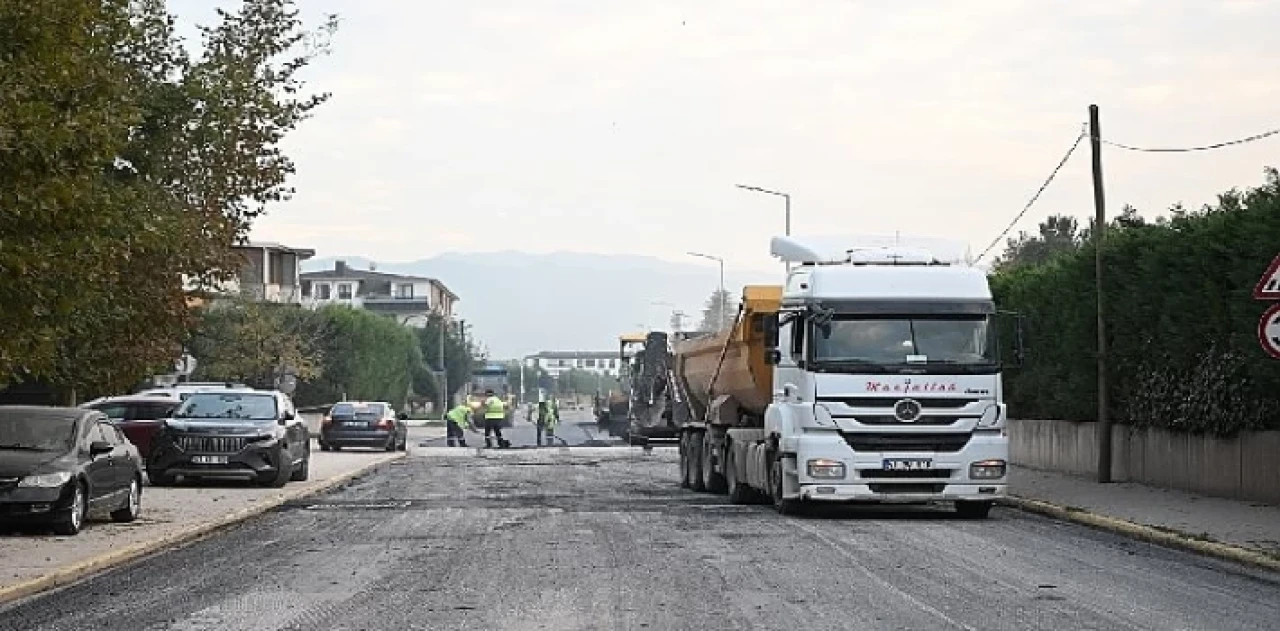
[735,184,791,236]
[687,251,726,330]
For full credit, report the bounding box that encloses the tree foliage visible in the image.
[698,289,738,332]
[991,168,1280,436]
[188,299,324,388]
[414,314,475,403]
[0,0,336,399]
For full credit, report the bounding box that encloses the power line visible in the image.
[1102,126,1280,152]
[974,125,1087,264]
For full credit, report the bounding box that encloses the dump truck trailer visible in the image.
[672,236,1023,517]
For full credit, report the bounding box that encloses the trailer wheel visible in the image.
[701,431,726,494]
[678,432,692,489]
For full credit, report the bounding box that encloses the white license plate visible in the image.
[192,455,228,465]
[883,458,932,471]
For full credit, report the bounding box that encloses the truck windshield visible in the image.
[811,316,995,370]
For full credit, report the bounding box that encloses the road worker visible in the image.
[444,401,474,447]
[535,399,559,447]
[482,389,510,449]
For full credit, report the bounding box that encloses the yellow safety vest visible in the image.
[446,405,472,428]
[483,396,506,419]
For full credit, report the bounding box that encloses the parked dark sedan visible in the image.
[147,389,311,487]
[0,406,143,535]
[319,401,408,452]
[81,395,180,460]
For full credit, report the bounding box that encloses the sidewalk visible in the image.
[1008,465,1280,569]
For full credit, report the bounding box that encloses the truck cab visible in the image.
[687,236,1023,518]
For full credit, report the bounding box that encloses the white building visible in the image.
[186,241,316,306]
[527,351,623,377]
[300,260,458,326]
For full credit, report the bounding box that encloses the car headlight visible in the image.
[969,459,1007,479]
[806,458,846,479]
[976,404,1005,429]
[19,472,73,488]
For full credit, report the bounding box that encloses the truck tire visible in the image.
[701,431,726,494]
[678,432,692,489]
[689,430,707,492]
[725,446,757,504]
[770,456,803,516]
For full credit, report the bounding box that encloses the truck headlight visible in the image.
[969,459,1006,480]
[976,404,1004,429]
[806,458,846,479]
[19,472,73,488]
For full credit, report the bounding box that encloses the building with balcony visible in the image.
[300,260,458,326]
[186,241,316,306]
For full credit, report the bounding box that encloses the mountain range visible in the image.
[302,251,778,359]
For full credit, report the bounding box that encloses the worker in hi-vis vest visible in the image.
[535,398,559,447]
[482,389,510,449]
[444,402,474,447]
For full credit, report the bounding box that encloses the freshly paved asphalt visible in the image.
[3,416,1278,630]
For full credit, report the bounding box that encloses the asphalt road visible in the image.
[3,418,1278,630]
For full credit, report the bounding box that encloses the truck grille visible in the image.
[840,432,971,453]
[852,415,961,426]
[820,397,978,409]
[859,469,956,479]
[868,483,946,494]
[177,436,249,454]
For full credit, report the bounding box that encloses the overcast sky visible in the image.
[172,0,1280,272]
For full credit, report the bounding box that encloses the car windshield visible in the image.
[174,393,277,421]
[0,411,77,452]
[330,403,384,420]
[812,316,995,366]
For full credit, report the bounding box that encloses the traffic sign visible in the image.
[1253,254,1280,300]
[1258,304,1280,358]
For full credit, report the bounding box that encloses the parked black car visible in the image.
[319,401,408,452]
[147,389,310,487]
[0,406,143,535]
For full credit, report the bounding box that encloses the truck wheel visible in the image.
[770,457,803,516]
[725,447,754,504]
[702,431,727,494]
[678,433,692,488]
[690,431,707,492]
[955,500,993,519]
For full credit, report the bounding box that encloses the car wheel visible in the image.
[384,434,396,452]
[261,447,292,487]
[52,481,87,536]
[111,477,142,522]
[290,446,310,482]
[770,457,803,516]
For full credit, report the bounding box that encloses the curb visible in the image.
[1001,495,1280,573]
[0,452,407,608]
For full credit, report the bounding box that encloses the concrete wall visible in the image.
[1010,419,1280,505]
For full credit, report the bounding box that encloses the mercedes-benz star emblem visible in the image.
[893,399,923,423]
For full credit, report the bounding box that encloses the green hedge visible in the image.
[992,169,1280,436]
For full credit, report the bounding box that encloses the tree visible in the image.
[0,0,338,400]
[992,214,1085,272]
[698,289,738,332]
[415,314,475,403]
[188,299,323,388]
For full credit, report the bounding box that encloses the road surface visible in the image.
[3,418,1278,630]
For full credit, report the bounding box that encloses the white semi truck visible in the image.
[672,236,1022,517]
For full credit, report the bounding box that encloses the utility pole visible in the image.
[437,314,447,417]
[1090,103,1112,484]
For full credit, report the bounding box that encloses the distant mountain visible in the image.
[303,251,777,359]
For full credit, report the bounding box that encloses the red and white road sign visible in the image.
[1258,304,1280,358]
[1253,254,1280,300]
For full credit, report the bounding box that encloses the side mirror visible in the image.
[89,441,112,456]
[761,314,780,348]
[764,349,782,366]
